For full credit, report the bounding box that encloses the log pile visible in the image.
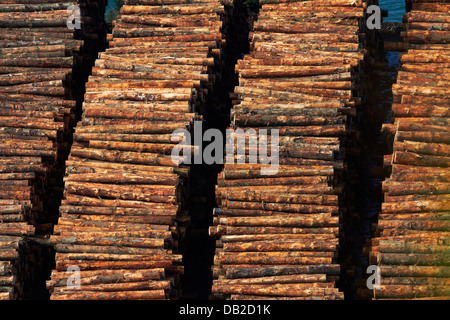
[367,0,450,300]
[0,214,33,300]
[0,0,105,299]
[210,0,368,300]
[47,0,230,300]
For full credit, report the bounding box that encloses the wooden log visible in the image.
[379,265,450,278]
[62,194,179,210]
[222,239,338,252]
[50,235,165,249]
[215,216,339,228]
[222,165,335,179]
[0,261,12,276]
[55,260,180,272]
[218,191,338,205]
[65,161,178,175]
[212,283,340,297]
[214,274,327,285]
[379,240,450,254]
[59,204,177,217]
[217,175,329,187]
[0,292,10,300]
[374,285,450,299]
[50,280,172,293]
[383,181,450,196]
[380,277,450,286]
[120,5,225,16]
[393,151,450,168]
[216,252,333,265]
[61,214,176,226]
[55,252,182,263]
[64,182,177,204]
[381,201,450,214]
[394,141,450,158]
[396,131,450,144]
[220,200,339,214]
[69,147,182,167]
[228,293,343,300]
[65,172,178,185]
[50,289,166,300]
[378,252,450,266]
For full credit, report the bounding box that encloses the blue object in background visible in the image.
[379,0,406,23]
[106,0,117,13]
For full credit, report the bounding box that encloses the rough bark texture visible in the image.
[0,0,106,299]
[47,0,228,300]
[210,0,368,300]
[366,1,450,301]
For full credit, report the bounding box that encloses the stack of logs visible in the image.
[0,0,105,300]
[210,0,368,300]
[47,0,230,300]
[366,0,450,300]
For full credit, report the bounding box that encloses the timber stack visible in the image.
[210,0,368,300]
[0,0,105,299]
[365,0,450,300]
[47,0,230,300]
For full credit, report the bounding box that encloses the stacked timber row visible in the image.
[366,0,450,300]
[47,0,230,300]
[0,0,105,299]
[210,0,368,300]
[0,218,33,300]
